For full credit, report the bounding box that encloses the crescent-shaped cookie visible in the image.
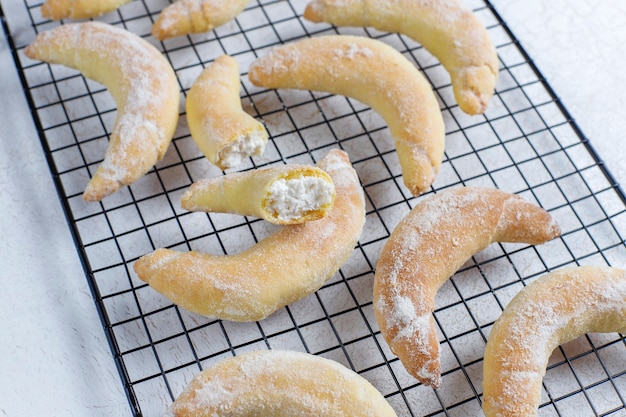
[152,0,250,41]
[133,149,365,321]
[186,55,268,170]
[248,35,445,196]
[41,0,132,19]
[303,0,499,115]
[373,187,561,387]
[181,164,336,225]
[24,22,180,201]
[166,350,398,416]
[482,266,626,417]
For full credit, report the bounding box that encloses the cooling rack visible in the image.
[3,0,626,416]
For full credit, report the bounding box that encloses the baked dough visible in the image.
[373,187,561,387]
[482,266,626,417]
[303,0,499,115]
[166,350,398,416]
[24,22,180,201]
[181,164,336,225]
[41,0,132,19]
[133,149,365,321]
[186,55,268,170]
[152,0,250,40]
[248,35,445,196]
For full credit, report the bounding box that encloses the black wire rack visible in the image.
[3,0,626,416]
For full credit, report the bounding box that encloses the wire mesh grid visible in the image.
[4,0,626,415]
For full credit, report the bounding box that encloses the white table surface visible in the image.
[0,1,624,416]
[0,22,130,416]
[491,0,626,190]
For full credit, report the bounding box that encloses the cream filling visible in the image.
[266,176,335,222]
[218,131,267,169]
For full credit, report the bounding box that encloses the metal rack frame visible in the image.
[3,0,625,415]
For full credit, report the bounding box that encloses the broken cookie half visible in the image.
[181,162,336,225]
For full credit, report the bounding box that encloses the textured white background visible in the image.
[0,25,130,416]
[492,0,626,188]
[1,1,625,416]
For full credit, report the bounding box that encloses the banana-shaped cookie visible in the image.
[24,22,180,201]
[152,0,251,41]
[248,35,445,196]
[304,0,499,115]
[182,164,335,225]
[373,187,561,388]
[41,0,132,19]
[134,149,365,321]
[166,350,398,416]
[483,266,626,417]
[186,55,268,170]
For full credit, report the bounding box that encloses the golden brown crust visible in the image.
[24,22,180,201]
[41,0,132,19]
[181,164,335,225]
[303,0,499,115]
[247,35,445,196]
[133,149,365,321]
[166,350,398,416]
[482,266,626,417]
[186,55,268,170]
[152,0,251,40]
[373,187,561,387]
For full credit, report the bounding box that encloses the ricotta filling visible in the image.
[266,176,335,222]
[218,131,267,169]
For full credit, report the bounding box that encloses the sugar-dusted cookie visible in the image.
[152,0,250,40]
[374,187,560,387]
[248,35,445,196]
[134,149,365,321]
[41,0,132,20]
[166,350,398,416]
[483,266,626,417]
[304,0,499,115]
[182,163,335,225]
[186,55,267,170]
[25,22,180,201]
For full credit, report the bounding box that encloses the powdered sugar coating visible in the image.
[483,266,626,417]
[186,54,269,170]
[303,0,499,115]
[152,0,251,40]
[373,187,560,387]
[41,0,132,19]
[166,350,397,416]
[24,22,180,201]
[134,149,366,321]
[248,34,445,196]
